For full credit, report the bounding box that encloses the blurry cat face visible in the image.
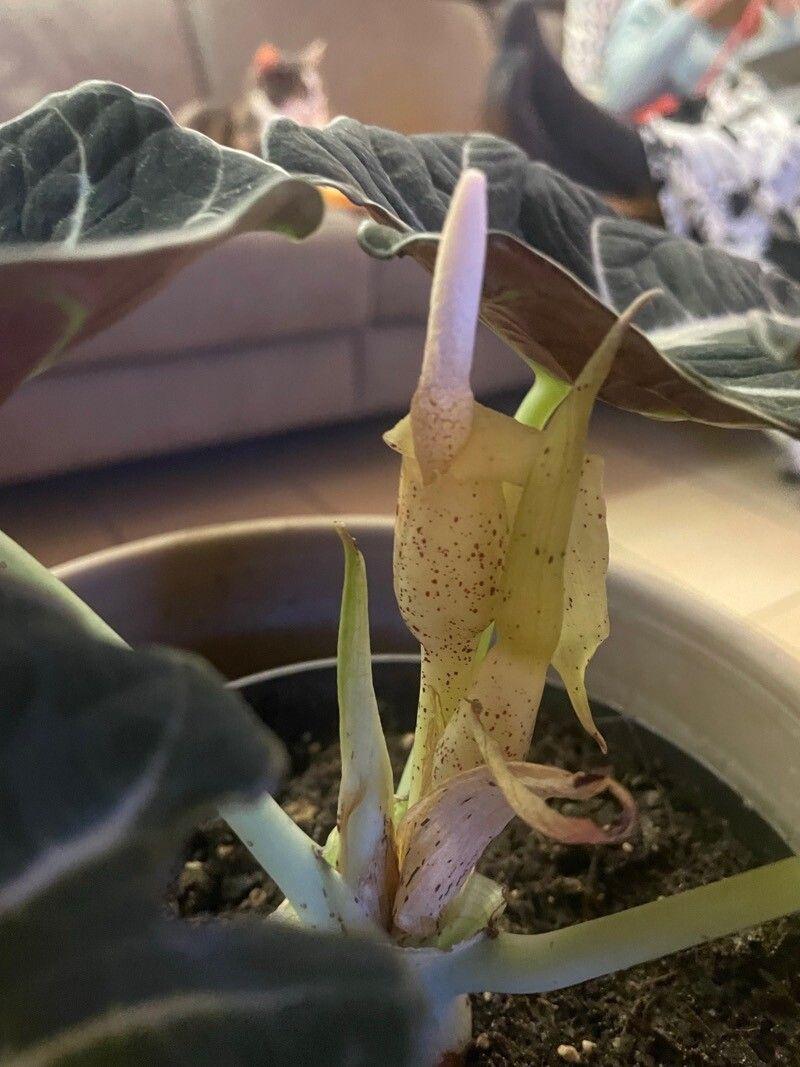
[250,39,329,128]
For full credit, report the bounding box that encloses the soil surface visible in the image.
[169,704,799,1067]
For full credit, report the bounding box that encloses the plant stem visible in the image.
[422,856,800,997]
[423,994,472,1066]
[0,532,121,645]
[0,530,372,935]
[515,365,572,430]
[222,796,377,935]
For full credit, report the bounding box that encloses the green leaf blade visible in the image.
[0,81,324,404]
[0,578,285,915]
[266,117,800,435]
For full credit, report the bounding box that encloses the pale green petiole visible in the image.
[221,795,378,935]
[515,363,572,431]
[0,529,372,937]
[0,531,121,645]
[416,856,800,998]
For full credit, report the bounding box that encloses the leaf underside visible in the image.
[0,81,323,404]
[265,118,800,435]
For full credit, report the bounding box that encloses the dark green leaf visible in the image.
[0,81,324,404]
[265,118,800,435]
[0,578,425,1066]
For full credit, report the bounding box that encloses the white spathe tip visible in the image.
[421,168,488,396]
[411,168,488,481]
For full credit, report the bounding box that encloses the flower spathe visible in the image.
[325,165,648,948]
[342,166,640,942]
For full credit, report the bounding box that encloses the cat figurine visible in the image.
[177,39,330,156]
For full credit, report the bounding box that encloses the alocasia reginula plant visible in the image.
[0,571,424,1067]
[222,167,798,1061]
[0,82,423,1067]
[2,84,800,1065]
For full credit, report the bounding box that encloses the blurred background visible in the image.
[0,0,798,657]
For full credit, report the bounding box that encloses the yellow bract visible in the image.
[385,404,540,804]
[427,296,653,787]
[553,454,610,752]
[365,162,652,940]
[335,526,398,927]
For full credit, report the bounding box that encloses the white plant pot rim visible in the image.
[231,652,422,691]
[56,514,800,852]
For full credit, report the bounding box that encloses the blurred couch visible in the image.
[0,0,530,484]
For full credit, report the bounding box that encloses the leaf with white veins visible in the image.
[0,81,323,405]
[266,118,800,434]
[0,527,373,941]
[0,576,423,1066]
[335,525,397,928]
